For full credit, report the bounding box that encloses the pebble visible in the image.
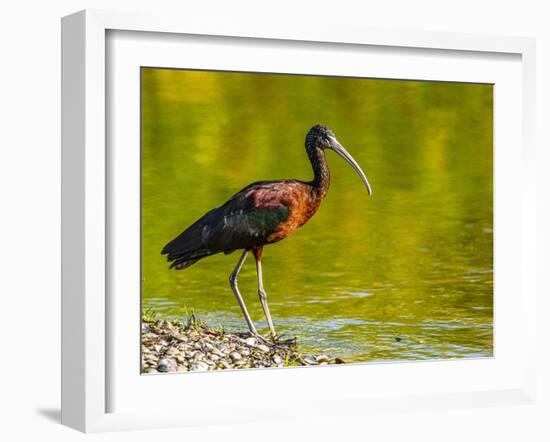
[157,358,177,372]
[190,362,209,372]
[272,355,283,364]
[245,337,257,346]
[212,348,225,357]
[230,352,242,361]
[316,355,330,363]
[202,342,214,352]
[257,344,270,353]
[218,360,231,369]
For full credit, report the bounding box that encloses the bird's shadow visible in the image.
[35,407,61,423]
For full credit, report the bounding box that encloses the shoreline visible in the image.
[141,315,345,373]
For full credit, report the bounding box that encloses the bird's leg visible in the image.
[229,250,258,335]
[253,247,277,338]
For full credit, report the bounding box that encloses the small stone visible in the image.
[202,342,214,352]
[316,355,330,363]
[230,352,242,361]
[219,360,231,369]
[175,334,188,342]
[257,344,270,353]
[141,323,151,333]
[212,348,225,357]
[245,337,257,347]
[145,368,158,374]
[303,356,317,365]
[334,358,345,364]
[190,361,209,371]
[157,358,177,372]
[272,355,283,364]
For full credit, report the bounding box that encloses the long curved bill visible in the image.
[329,137,372,195]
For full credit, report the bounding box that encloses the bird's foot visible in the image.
[248,332,298,348]
[249,332,276,346]
[272,334,298,346]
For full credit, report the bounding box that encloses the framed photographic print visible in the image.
[61,9,537,432]
[140,68,492,371]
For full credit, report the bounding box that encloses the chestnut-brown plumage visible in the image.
[162,125,372,340]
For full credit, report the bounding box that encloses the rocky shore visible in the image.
[141,315,344,373]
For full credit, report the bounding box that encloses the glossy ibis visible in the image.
[162,125,372,340]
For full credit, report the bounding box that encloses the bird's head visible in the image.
[306,124,338,150]
[306,125,372,195]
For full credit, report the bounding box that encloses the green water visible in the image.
[141,68,493,363]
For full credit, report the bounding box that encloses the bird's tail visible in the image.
[161,210,219,270]
[165,249,219,270]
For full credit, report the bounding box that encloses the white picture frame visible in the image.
[61,9,537,433]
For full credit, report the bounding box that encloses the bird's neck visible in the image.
[307,145,330,198]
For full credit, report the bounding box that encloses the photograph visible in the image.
[140,67,493,374]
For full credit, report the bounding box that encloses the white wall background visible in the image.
[0,1,548,440]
